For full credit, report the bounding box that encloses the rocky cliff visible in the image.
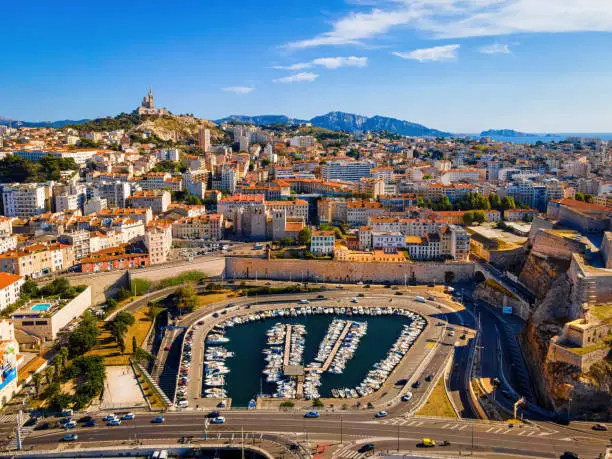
[518,252,568,301]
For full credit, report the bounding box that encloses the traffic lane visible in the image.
[25,420,609,457]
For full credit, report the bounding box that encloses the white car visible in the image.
[401,392,413,402]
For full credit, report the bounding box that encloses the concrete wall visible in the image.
[225,256,475,284]
[128,257,225,284]
[546,340,609,372]
[36,270,128,306]
[531,231,587,260]
[567,254,612,306]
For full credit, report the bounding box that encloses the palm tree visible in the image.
[44,366,55,386]
[59,347,69,367]
[32,373,43,396]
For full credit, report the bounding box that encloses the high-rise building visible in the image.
[199,128,211,153]
[321,160,375,182]
[1,183,50,217]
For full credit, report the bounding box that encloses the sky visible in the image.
[2,0,612,133]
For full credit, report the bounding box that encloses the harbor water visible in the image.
[217,313,412,406]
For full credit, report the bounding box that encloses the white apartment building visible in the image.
[0,237,17,255]
[310,230,335,255]
[372,232,405,250]
[2,183,49,217]
[13,149,96,165]
[321,160,376,182]
[127,190,171,214]
[0,273,24,312]
[290,136,316,149]
[440,168,482,185]
[171,214,224,241]
[155,149,180,162]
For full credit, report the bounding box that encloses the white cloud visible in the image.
[283,0,612,48]
[479,43,511,54]
[273,72,320,84]
[393,44,460,62]
[274,56,368,70]
[222,86,254,95]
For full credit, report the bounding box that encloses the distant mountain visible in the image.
[480,129,536,138]
[215,115,306,126]
[0,117,90,129]
[217,111,450,137]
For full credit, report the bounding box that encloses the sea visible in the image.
[216,313,413,407]
[464,133,612,144]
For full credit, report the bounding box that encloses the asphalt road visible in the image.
[22,411,611,458]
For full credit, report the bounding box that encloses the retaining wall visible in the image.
[225,257,475,283]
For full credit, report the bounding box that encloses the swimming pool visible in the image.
[31,303,52,312]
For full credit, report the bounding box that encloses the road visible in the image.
[21,411,611,458]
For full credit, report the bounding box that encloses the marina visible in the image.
[200,305,424,406]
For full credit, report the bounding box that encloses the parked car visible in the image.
[412,380,421,388]
[103,414,116,422]
[84,420,97,427]
[121,413,135,420]
[401,392,413,402]
[34,422,50,431]
[207,411,221,418]
[592,423,608,431]
[63,421,77,429]
[108,419,122,426]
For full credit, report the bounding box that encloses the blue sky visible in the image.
[2,0,612,132]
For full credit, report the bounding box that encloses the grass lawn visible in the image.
[86,308,154,366]
[591,304,612,323]
[196,292,234,310]
[416,378,457,418]
[17,351,51,384]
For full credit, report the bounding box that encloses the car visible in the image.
[351,298,358,303]
[299,299,309,304]
[213,312,219,318]
[207,411,221,418]
[210,416,225,424]
[34,422,50,431]
[440,440,451,446]
[421,438,436,447]
[108,419,122,426]
[560,452,580,459]
[425,374,433,382]
[401,392,413,402]
[24,416,38,427]
[103,414,116,422]
[151,416,165,423]
[592,423,608,431]
[59,417,71,424]
[336,285,344,289]
[121,413,135,420]
[412,381,421,388]
[63,433,78,442]
[375,411,388,418]
[359,443,375,453]
[460,334,466,340]
[316,294,325,299]
[78,416,92,424]
[84,420,97,427]
[304,411,320,418]
[221,310,227,315]
[265,282,272,286]
[427,283,435,287]
[63,421,77,429]
[197,320,204,325]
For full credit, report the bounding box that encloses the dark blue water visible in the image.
[216,314,412,406]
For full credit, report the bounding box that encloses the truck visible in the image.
[415,296,426,303]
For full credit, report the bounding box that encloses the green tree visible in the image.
[108,311,135,353]
[574,192,585,202]
[21,280,39,298]
[462,211,475,226]
[177,284,198,313]
[132,335,138,353]
[44,366,55,386]
[501,196,516,211]
[49,392,72,412]
[473,210,486,224]
[584,194,594,203]
[67,312,99,358]
[312,398,324,408]
[297,227,312,246]
[132,347,155,364]
[488,193,502,210]
[32,373,44,396]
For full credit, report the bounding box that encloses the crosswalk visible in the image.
[378,418,552,437]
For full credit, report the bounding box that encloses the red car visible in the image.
[164,345,171,351]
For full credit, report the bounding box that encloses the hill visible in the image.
[480,129,535,137]
[62,113,224,143]
[216,111,450,137]
[0,117,90,129]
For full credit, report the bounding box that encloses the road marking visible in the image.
[527,431,536,437]
[518,430,527,436]
[457,424,468,431]
[486,427,496,433]
[415,421,424,426]
[441,423,451,429]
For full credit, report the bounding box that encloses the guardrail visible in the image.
[443,348,460,418]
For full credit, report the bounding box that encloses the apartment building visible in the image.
[321,160,375,182]
[0,320,20,409]
[2,183,50,217]
[0,243,74,278]
[171,214,224,241]
[127,190,171,214]
[310,230,335,255]
[0,273,24,312]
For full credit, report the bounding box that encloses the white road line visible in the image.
[415,421,424,426]
[442,423,451,429]
[458,424,468,431]
[486,427,496,433]
[518,430,527,436]
[527,431,536,436]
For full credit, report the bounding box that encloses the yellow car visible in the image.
[421,438,436,447]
